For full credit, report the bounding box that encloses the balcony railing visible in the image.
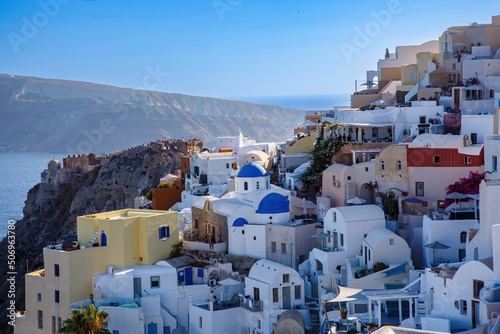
[240,296,263,312]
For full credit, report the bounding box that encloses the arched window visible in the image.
[256,181,260,189]
[397,160,402,171]
[244,182,248,191]
[380,160,385,171]
[474,247,479,260]
[460,231,467,243]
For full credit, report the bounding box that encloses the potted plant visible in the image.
[340,306,347,319]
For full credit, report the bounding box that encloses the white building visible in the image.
[91,264,210,334]
[188,260,309,334]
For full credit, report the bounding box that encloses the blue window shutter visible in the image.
[159,227,163,239]
[198,269,204,277]
[166,226,170,238]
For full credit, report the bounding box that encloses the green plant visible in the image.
[372,262,387,273]
[339,306,347,314]
[157,182,172,189]
[58,304,111,334]
[170,240,184,258]
[146,188,153,201]
[336,265,341,273]
[346,328,359,334]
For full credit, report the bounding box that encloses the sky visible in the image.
[0,0,499,104]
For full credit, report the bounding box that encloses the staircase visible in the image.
[415,298,427,328]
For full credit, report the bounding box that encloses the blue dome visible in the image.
[237,162,267,178]
[233,218,249,227]
[256,193,289,214]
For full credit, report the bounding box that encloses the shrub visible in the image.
[157,182,172,189]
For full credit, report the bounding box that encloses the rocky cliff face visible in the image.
[0,142,198,332]
[0,74,304,153]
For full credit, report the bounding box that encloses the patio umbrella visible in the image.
[361,81,375,88]
[445,192,469,209]
[311,232,330,250]
[453,42,466,46]
[346,196,366,205]
[298,120,317,127]
[425,241,450,266]
[402,197,427,214]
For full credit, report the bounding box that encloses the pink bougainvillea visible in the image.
[444,170,485,208]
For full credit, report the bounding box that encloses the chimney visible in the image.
[107,265,114,274]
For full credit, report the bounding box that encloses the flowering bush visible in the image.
[365,181,379,191]
[464,77,479,87]
[444,171,485,208]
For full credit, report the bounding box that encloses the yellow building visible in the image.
[16,209,179,334]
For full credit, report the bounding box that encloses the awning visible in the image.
[326,286,367,303]
[311,232,330,239]
[380,262,408,278]
[345,122,394,128]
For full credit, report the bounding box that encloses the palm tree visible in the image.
[58,304,111,334]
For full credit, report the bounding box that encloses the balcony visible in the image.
[240,296,263,312]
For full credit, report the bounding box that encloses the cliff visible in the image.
[0,74,304,153]
[0,141,200,332]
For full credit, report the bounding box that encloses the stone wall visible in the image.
[192,201,228,244]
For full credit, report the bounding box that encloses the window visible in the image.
[54,264,60,277]
[419,116,426,124]
[38,310,43,329]
[333,212,336,222]
[460,300,467,315]
[372,128,378,138]
[58,317,61,330]
[493,156,498,173]
[368,249,371,261]
[347,176,351,181]
[257,319,261,329]
[37,293,42,302]
[55,290,60,303]
[365,167,369,172]
[389,238,394,245]
[380,160,385,171]
[460,231,467,243]
[244,182,248,191]
[340,234,344,247]
[283,274,290,283]
[295,285,301,300]
[256,181,260,189]
[410,71,416,81]
[452,64,456,70]
[397,160,402,171]
[199,316,203,328]
[273,288,279,303]
[271,242,276,253]
[332,175,336,182]
[473,280,484,299]
[159,225,170,240]
[281,243,286,254]
[52,316,56,334]
[113,331,120,334]
[242,230,245,234]
[459,249,466,262]
[433,155,441,164]
[151,276,160,288]
[416,182,424,196]
[253,236,256,240]
[464,156,471,164]
[254,287,260,301]
[226,163,229,169]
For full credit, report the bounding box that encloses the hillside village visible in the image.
[14,14,500,334]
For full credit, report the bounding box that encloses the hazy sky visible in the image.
[1,0,498,100]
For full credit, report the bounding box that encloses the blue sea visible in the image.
[0,152,66,238]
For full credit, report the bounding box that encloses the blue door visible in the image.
[147,323,157,334]
[185,267,193,285]
[178,271,184,285]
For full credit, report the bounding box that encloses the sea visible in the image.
[0,152,67,238]
[0,94,350,239]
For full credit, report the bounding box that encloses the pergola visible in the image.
[362,290,423,327]
[350,148,383,165]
